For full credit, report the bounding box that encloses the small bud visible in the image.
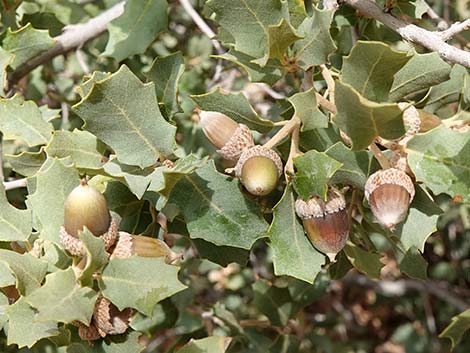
[111,232,182,264]
[295,188,349,258]
[199,111,254,160]
[397,103,421,145]
[64,179,111,237]
[365,168,415,230]
[235,145,283,196]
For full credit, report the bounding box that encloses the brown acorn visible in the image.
[295,188,349,259]
[365,168,415,230]
[64,178,111,237]
[111,232,181,264]
[235,145,283,196]
[199,111,254,160]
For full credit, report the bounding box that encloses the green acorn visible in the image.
[235,145,283,196]
[64,178,111,237]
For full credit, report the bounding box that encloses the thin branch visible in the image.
[7,1,125,88]
[440,19,470,41]
[4,178,27,190]
[263,116,301,150]
[178,0,224,54]
[342,0,470,68]
[284,123,301,178]
[316,92,337,114]
[322,0,339,11]
[369,142,391,169]
[340,273,469,312]
[319,64,336,106]
[425,4,449,30]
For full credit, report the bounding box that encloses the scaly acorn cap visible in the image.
[110,232,182,264]
[64,179,111,237]
[59,218,119,256]
[199,111,254,160]
[365,168,415,230]
[235,145,283,196]
[397,103,421,144]
[295,188,349,259]
[93,295,133,337]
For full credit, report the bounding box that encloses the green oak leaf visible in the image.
[45,129,106,172]
[191,88,274,133]
[325,142,372,188]
[293,150,342,200]
[5,150,46,177]
[7,297,59,348]
[335,81,405,150]
[104,0,168,62]
[25,268,97,324]
[0,47,13,96]
[292,7,337,69]
[389,52,451,101]
[0,261,15,287]
[439,309,470,350]
[214,49,285,85]
[254,18,302,66]
[73,65,176,168]
[253,279,296,326]
[268,186,325,283]
[77,71,111,98]
[424,64,469,113]
[0,249,48,295]
[103,156,153,199]
[3,23,55,69]
[406,125,470,202]
[343,244,383,279]
[207,0,288,64]
[341,41,410,102]
[175,336,232,353]
[396,207,439,252]
[169,161,269,249]
[0,183,31,241]
[399,247,428,280]
[100,257,186,315]
[77,228,109,287]
[0,95,53,147]
[145,52,185,118]
[27,158,80,243]
[288,88,328,130]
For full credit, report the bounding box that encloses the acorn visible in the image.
[199,111,254,160]
[64,178,111,237]
[110,232,182,264]
[295,188,349,259]
[235,145,283,196]
[365,168,415,230]
[60,178,118,256]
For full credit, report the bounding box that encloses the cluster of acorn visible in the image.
[59,178,177,341]
[199,111,416,258]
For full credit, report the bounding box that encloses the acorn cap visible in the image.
[60,218,119,256]
[235,145,283,196]
[64,179,111,237]
[93,295,133,337]
[364,168,415,201]
[397,103,421,144]
[295,188,349,257]
[199,111,254,160]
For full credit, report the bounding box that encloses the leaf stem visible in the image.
[284,123,301,179]
[369,142,391,169]
[319,64,336,106]
[263,116,301,150]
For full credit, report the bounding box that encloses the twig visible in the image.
[369,142,391,169]
[341,0,470,68]
[322,0,339,11]
[340,272,469,312]
[319,64,336,106]
[284,123,301,178]
[316,92,337,114]
[425,4,449,30]
[7,1,125,88]
[440,19,470,41]
[4,178,27,190]
[263,116,301,150]
[75,48,90,74]
[178,0,224,55]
